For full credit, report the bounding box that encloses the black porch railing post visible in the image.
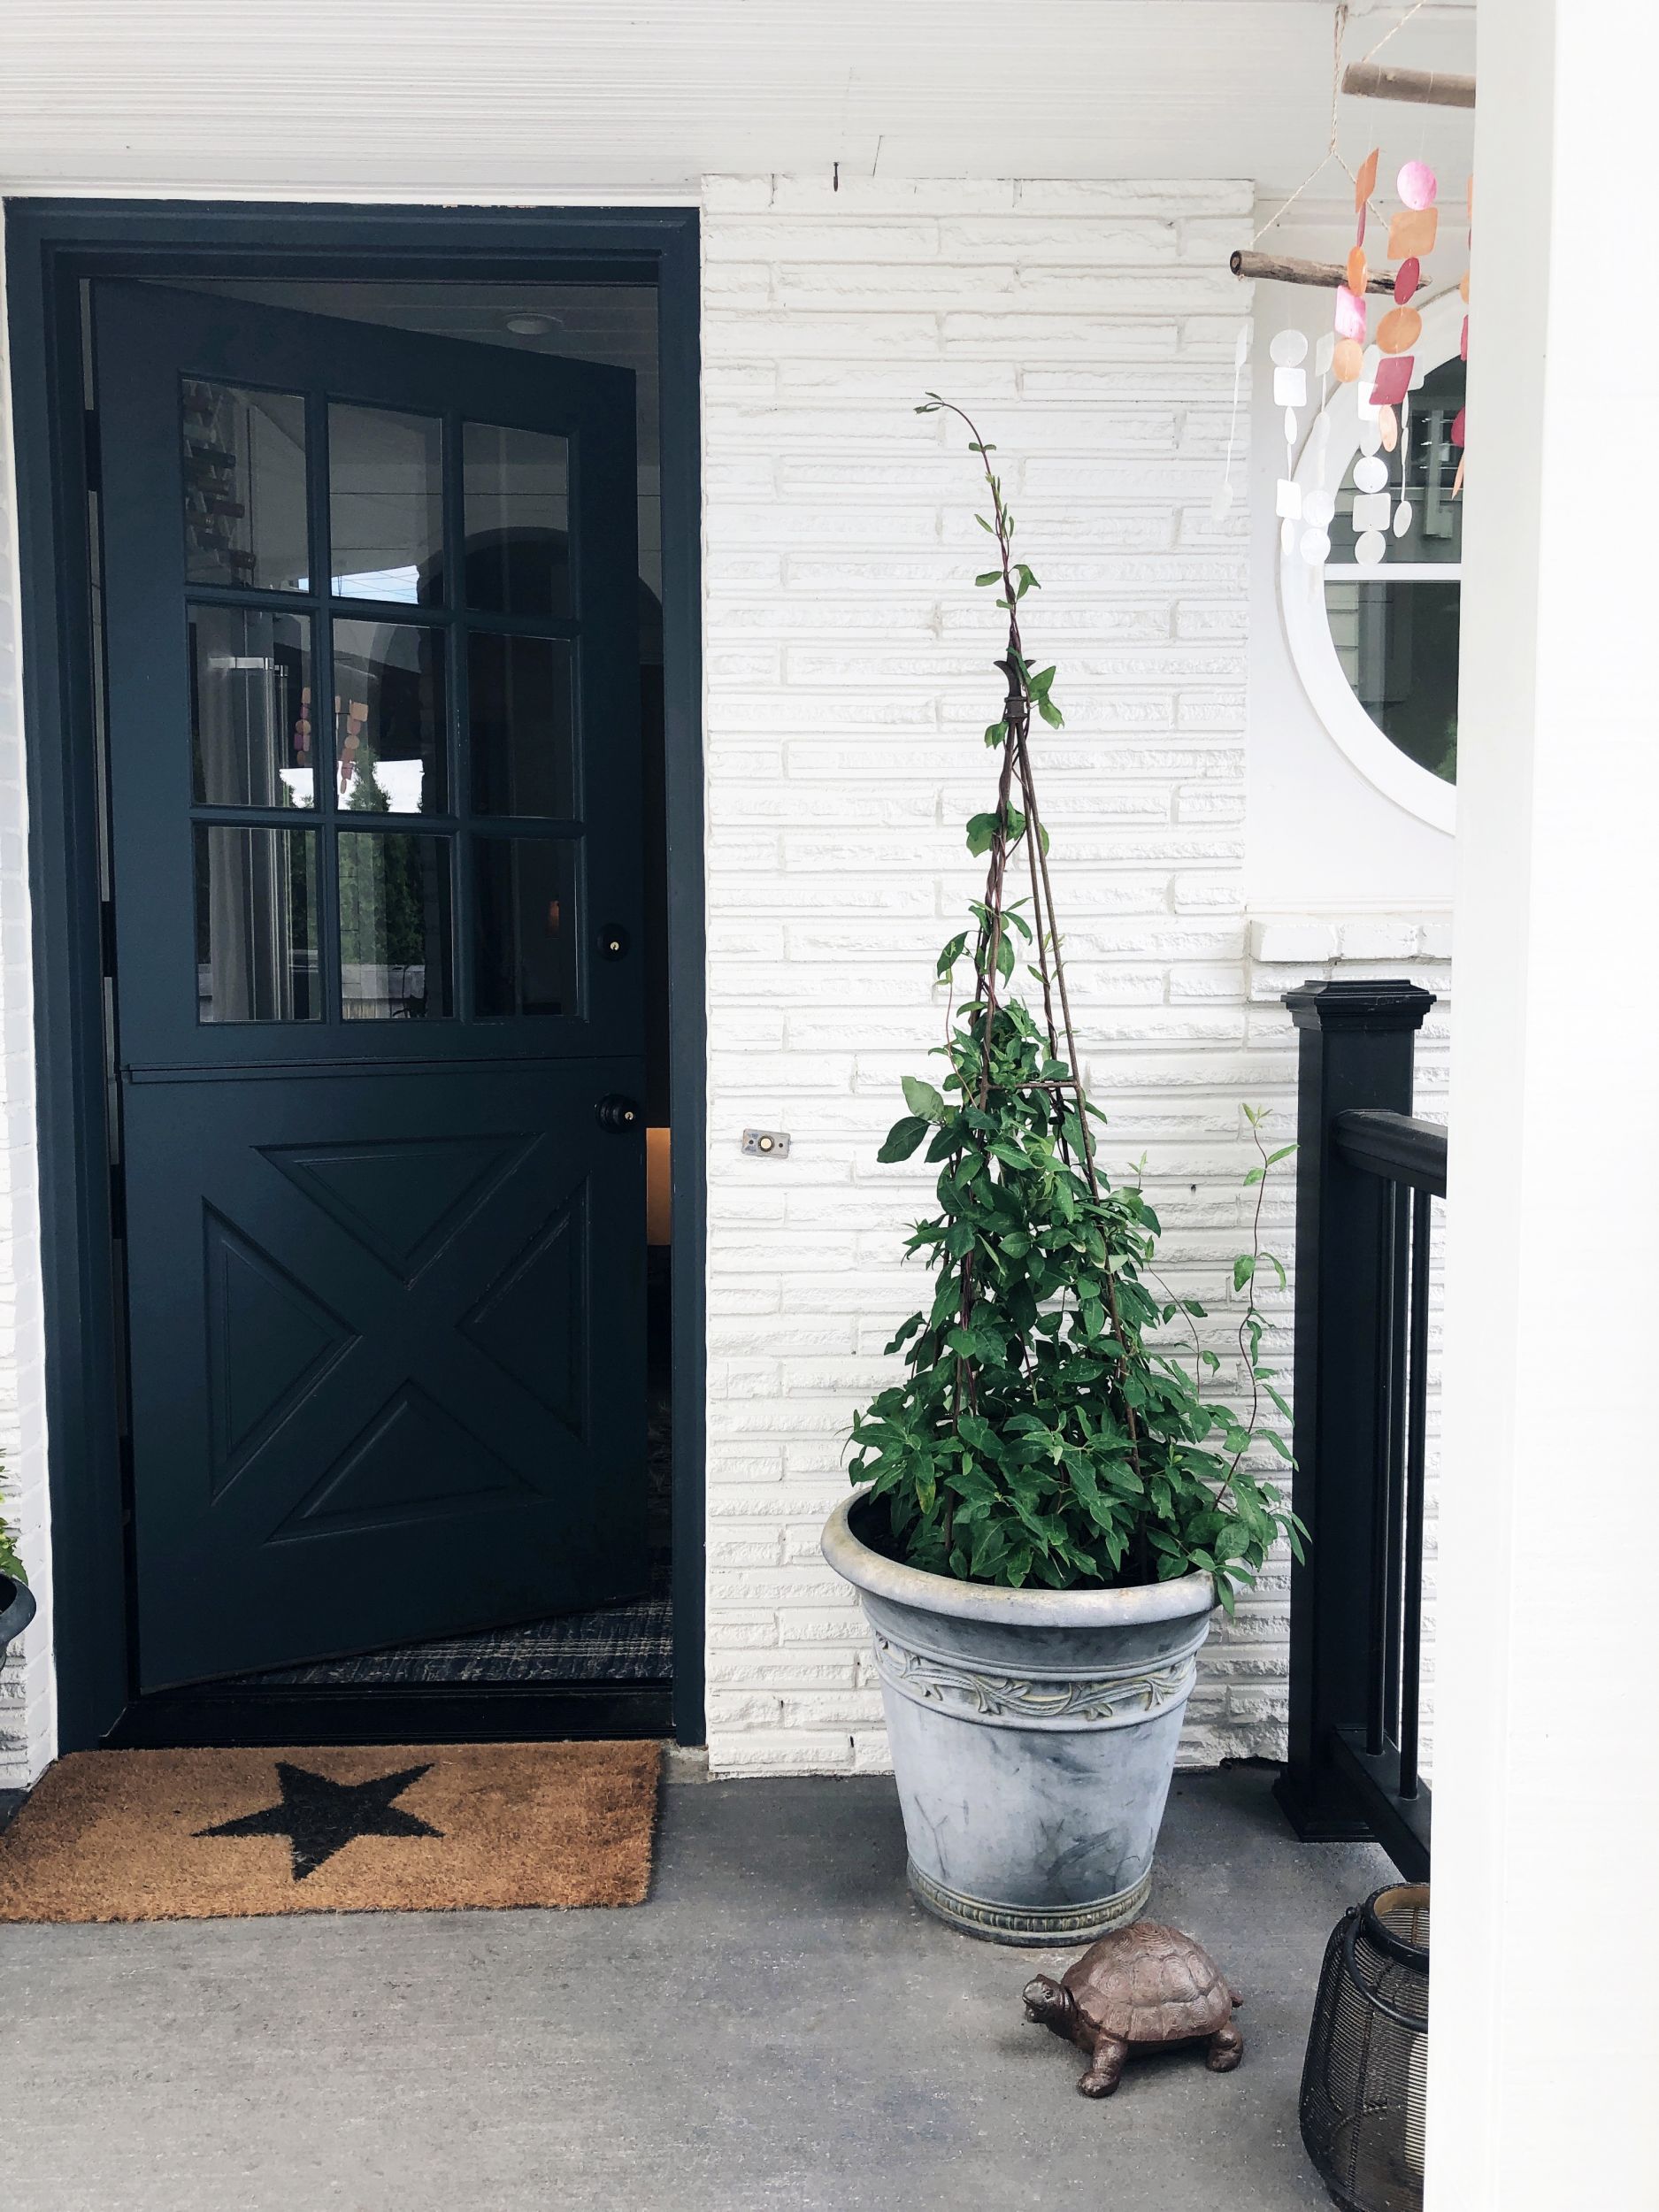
[1274,979,1436,1841]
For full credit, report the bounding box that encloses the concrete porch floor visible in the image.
[0,1762,1386,2211]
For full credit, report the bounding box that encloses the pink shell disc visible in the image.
[1397,161,1439,211]
[1371,356,1414,408]
[1450,405,1468,449]
[1394,257,1421,305]
[1333,285,1368,342]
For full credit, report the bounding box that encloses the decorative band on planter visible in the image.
[823,1494,1214,1947]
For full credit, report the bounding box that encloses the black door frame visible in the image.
[4,199,707,1749]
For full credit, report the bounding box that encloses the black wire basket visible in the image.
[1300,1883,1430,2211]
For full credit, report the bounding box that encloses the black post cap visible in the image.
[1283,979,1437,1033]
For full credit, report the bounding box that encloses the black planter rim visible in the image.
[1340,1883,1430,2032]
[1360,1881,1430,1970]
[0,1571,36,1649]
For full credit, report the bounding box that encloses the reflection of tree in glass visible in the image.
[339,741,425,1005]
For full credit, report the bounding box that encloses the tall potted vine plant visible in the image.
[0,1459,33,1663]
[822,400,1302,1945]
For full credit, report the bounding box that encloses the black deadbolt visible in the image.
[597,926,630,960]
[596,1094,641,1133]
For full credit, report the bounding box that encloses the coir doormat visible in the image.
[0,1740,660,1923]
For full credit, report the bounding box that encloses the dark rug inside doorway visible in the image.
[0,1740,660,1923]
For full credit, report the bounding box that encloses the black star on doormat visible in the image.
[196,1761,442,1882]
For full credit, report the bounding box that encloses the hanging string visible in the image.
[1359,0,1430,65]
[1248,3,1350,245]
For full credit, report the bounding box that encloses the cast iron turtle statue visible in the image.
[1023,1921,1243,2098]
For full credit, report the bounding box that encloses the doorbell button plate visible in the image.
[741,1128,790,1158]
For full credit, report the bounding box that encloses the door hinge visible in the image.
[84,411,102,494]
[100,899,118,978]
[108,1159,126,1240]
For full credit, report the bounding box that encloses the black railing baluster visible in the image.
[1366,1179,1397,1759]
[1383,1185,1409,1746]
[1276,980,1442,1881]
[1399,1187,1432,1799]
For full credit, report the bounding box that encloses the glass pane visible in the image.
[181,381,308,591]
[468,632,575,818]
[1332,357,1465,563]
[1325,577,1460,784]
[463,422,571,617]
[472,837,578,1017]
[194,826,319,1023]
[329,404,443,605]
[338,831,454,1021]
[190,606,313,808]
[332,619,447,814]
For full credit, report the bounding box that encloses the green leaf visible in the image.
[936,932,968,978]
[902,1076,946,1123]
[965,813,999,856]
[1233,1255,1256,1292]
[877,1116,929,1164]
[975,571,1002,587]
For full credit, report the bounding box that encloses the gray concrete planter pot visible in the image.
[823,1494,1214,1946]
[0,1572,35,1661]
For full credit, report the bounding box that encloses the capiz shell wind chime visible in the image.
[1224,1,1472,571]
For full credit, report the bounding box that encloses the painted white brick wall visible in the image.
[0,178,1448,1790]
[0,226,54,1789]
[702,172,1328,1778]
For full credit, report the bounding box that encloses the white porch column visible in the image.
[1427,3,1659,2204]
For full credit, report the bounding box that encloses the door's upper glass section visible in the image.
[182,380,309,592]
[328,403,443,605]
[190,605,313,808]
[180,380,592,1025]
[332,619,447,814]
[462,422,571,618]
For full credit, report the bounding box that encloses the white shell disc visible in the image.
[1270,328,1310,366]
[1280,517,1298,556]
[1353,455,1388,493]
[1304,488,1336,528]
[1356,530,1387,566]
[1299,526,1333,565]
[1394,500,1415,538]
[1358,414,1384,457]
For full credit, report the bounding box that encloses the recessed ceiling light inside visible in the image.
[504,313,562,335]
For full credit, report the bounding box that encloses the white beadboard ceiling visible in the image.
[0,1,1475,202]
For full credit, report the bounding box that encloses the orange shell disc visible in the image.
[1346,246,1369,294]
[1377,306,1423,356]
[1387,207,1439,260]
[1332,338,1363,384]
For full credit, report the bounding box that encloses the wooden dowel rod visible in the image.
[1342,61,1476,109]
[1231,250,1394,296]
